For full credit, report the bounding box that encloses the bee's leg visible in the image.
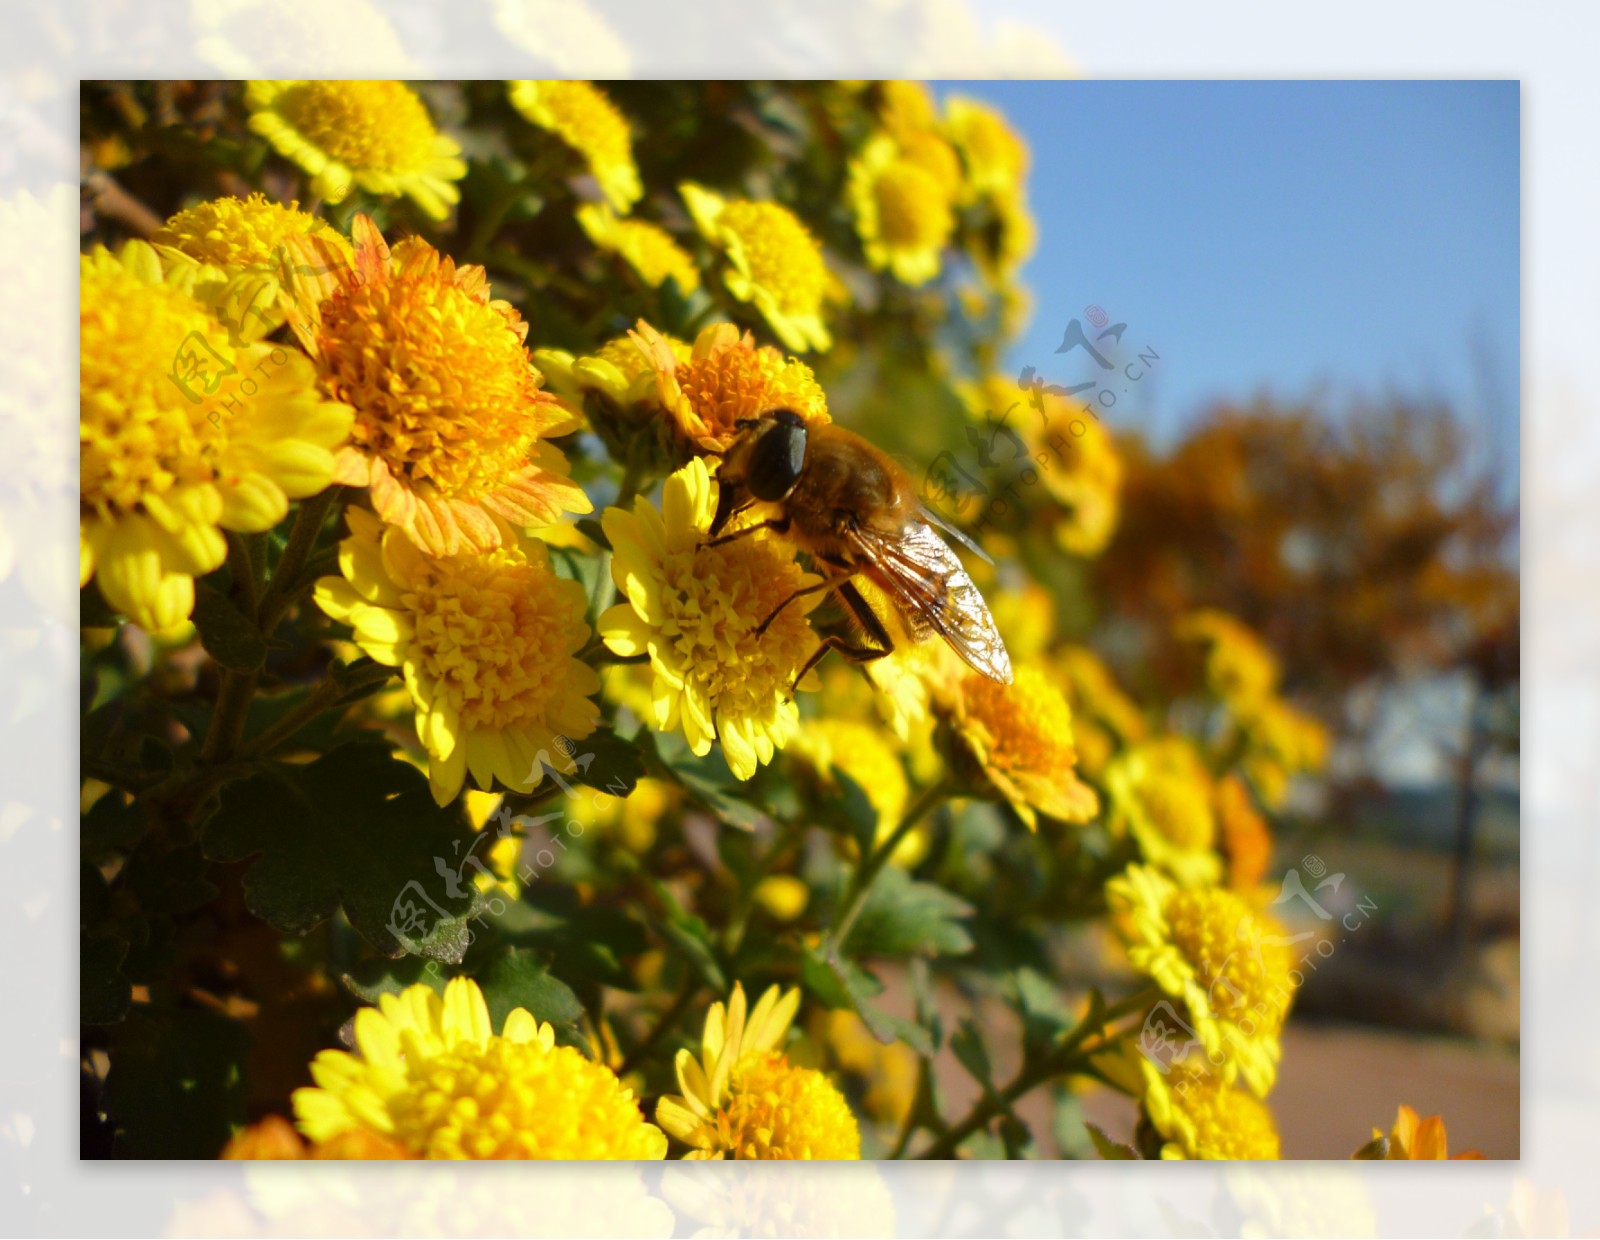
[790,633,893,694]
[755,578,835,637]
[789,581,894,693]
[701,516,790,549]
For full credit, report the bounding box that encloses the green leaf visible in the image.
[1013,967,1074,1049]
[203,741,482,961]
[1351,1135,1390,1160]
[510,886,648,991]
[477,947,584,1034]
[81,932,131,1025]
[799,945,933,1057]
[1085,1122,1139,1160]
[192,580,267,673]
[950,1020,993,1089]
[841,867,973,958]
[341,955,445,1005]
[644,731,765,831]
[564,727,644,799]
[106,1005,250,1158]
[818,766,878,859]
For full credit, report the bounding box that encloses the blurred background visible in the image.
[953,79,1520,1156]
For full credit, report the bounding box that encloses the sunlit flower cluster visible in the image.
[78,81,1394,1171]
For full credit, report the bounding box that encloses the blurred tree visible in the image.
[1096,397,1518,942]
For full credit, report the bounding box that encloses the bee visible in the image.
[709,408,1013,687]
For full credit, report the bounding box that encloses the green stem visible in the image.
[240,661,396,760]
[257,490,337,634]
[914,984,1161,1160]
[829,780,951,950]
[618,979,701,1078]
[225,531,261,618]
[613,458,646,513]
[201,668,258,764]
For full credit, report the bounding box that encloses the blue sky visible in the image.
[940,80,1520,473]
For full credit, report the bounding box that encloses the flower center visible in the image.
[276,80,438,173]
[673,342,827,446]
[403,547,580,731]
[152,192,349,272]
[80,260,231,519]
[874,160,953,249]
[1163,888,1295,1030]
[318,265,541,498]
[716,1052,861,1159]
[719,201,828,312]
[656,536,816,718]
[387,1037,660,1159]
[960,667,1075,777]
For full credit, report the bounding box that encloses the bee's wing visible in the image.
[848,519,1014,684]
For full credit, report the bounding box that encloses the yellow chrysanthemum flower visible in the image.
[508,79,642,214]
[152,192,350,274]
[1106,738,1223,888]
[1140,1052,1281,1160]
[847,134,955,286]
[152,193,354,343]
[313,507,599,805]
[577,203,700,292]
[942,664,1098,829]
[656,983,860,1159]
[535,330,689,413]
[598,457,821,781]
[1366,1104,1484,1160]
[293,977,667,1159]
[79,241,351,632]
[245,80,465,220]
[1105,863,1298,1096]
[632,319,830,458]
[285,215,588,557]
[680,183,833,353]
[1174,609,1280,709]
[945,96,1029,201]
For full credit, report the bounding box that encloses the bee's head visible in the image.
[742,409,809,501]
[712,409,809,535]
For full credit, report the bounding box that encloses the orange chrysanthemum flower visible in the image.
[283,215,588,556]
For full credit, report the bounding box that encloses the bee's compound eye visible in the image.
[746,420,808,501]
